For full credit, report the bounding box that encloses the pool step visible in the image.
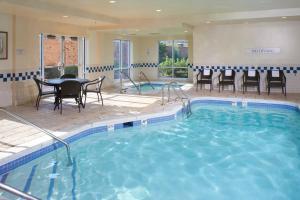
[0,162,57,200]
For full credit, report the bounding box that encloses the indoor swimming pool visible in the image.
[1,101,300,199]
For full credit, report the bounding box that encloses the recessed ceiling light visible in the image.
[135,29,140,32]
[281,16,287,19]
[156,9,162,12]
[184,30,188,33]
[62,15,69,18]
[109,0,116,3]
[206,21,211,24]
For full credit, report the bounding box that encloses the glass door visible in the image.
[42,35,63,79]
[113,40,130,80]
[63,36,79,77]
[41,34,80,80]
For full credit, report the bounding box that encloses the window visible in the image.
[158,40,189,78]
[113,40,130,80]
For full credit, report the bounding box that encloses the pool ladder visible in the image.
[120,71,155,94]
[139,71,155,90]
[0,108,72,166]
[0,108,73,199]
[120,71,141,94]
[161,81,192,118]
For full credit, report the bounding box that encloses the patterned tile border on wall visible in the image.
[0,71,40,82]
[192,65,300,74]
[85,63,194,74]
[85,65,114,73]
[131,63,194,68]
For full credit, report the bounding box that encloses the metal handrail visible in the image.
[0,182,41,200]
[139,71,155,90]
[0,108,72,165]
[120,71,141,94]
[161,82,192,117]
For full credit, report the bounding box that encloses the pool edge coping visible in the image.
[0,96,299,175]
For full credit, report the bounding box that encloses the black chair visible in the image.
[83,76,105,107]
[266,70,286,96]
[60,74,76,79]
[242,70,260,95]
[33,78,57,110]
[196,69,213,91]
[56,80,82,114]
[218,69,236,93]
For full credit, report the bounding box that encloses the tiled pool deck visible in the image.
[1,86,300,165]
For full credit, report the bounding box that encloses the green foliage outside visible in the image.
[64,66,78,77]
[158,42,188,78]
[159,57,188,78]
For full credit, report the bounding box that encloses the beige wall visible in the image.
[0,13,88,106]
[0,13,13,106]
[193,21,300,93]
[193,21,300,65]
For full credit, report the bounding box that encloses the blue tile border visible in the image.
[0,70,40,82]
[86,65,114,73]
[192,65,300,74]
[0,98,299,175]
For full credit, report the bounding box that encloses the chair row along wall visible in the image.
[192,65,300,93]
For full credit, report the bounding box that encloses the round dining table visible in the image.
[45,78,90,110]
[45,78,90,86]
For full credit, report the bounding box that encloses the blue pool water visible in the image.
[1,103,300,199]
[130,83,183,93]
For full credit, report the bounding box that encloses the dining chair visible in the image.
[218,69,236,93]
[242,70,260,95]
[60,74,76,79]
[57,80,82,114]
[196,69,213,91]
[83,76,106,107]
[266,70,286,96]
[33,78,57,110]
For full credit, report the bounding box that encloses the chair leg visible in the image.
[60,99,62,115]
[78,97,81,113]
[258,85,260,95]
[210,83,212,92]
[284,86,287,96]
[219,83,221,93]
[97,93,100,102]
[84,92,87,108]
[233,84,235,93]
[200,83,202,90]
[268,86,270,95]
[281,85,284,95]
[99,92,103,106]
[196,83,198,91]
[35,95,40,110]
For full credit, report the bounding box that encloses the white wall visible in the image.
[193,21,300,93]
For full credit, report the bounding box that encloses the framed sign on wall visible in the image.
[0,31,8,60]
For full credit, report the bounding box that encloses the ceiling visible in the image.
[1,0,300,35]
